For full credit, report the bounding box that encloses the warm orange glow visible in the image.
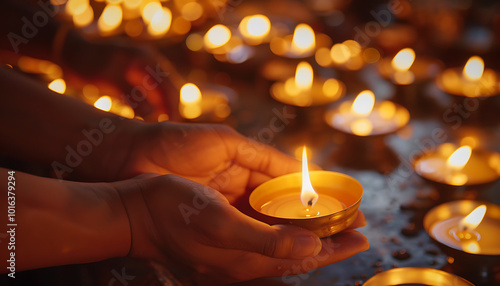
[459,205,487,232]
[124,0,141,9]
[463,56,484,81]
[147,7,172,36]
[463,240,480,253]
[351,90,375,116]
[315,47,332,67]
[66,0,89,16]
[204,25,231,49]
[323,78,341,98]
[447,145,472,170]
[94,96,112,111]
[350,119,373,136]
[186,33,203,51]
[73,4,93,27]
[158,113,169,122]
[180,83,202,119]
[301,146,318,208]
[181,2,203,21]
[98,4,122,32]
[118,105,135,119]
[379,101,396,120]
[330,43,350,64]
[391,48,415,71]
[142,1,162,24]
[239,15,271,43]
[291,24,315,54]
[48,79,66,94]
[294,61,313,91]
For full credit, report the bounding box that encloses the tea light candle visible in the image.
[249,147,363,238]
[413,143,500,186]
[363,267,474,286]
[270,23,316,58]
[238,14,272,45]
[378,48,442,85]
[424,200,500,256]
[324,90,410,136]
[270,61,345,107]
[436,56,500,97]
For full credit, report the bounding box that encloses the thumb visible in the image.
[266,224,323,259]
[227,211,323,259]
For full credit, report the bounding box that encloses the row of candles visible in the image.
[250,146,500,285]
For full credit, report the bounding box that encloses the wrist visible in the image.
[11,171,131,271]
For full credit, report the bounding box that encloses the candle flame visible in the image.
[180,83,201,103]
[48,79,66,94]
[301,146,318,208]
[291,24,315,53]
[180,83,202,119]
[295,61,313,91]
[447,145,472,170]
[351,90,375,116]
[463,56,484,81]
[239,15,271,39]
[391,48,415,71]
[94,96,112,111]
[459,205,487,232]
[204,25,231,49]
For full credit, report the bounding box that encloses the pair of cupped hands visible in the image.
[77,120,368,283]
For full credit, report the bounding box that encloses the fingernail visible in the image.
[292,235,322,258]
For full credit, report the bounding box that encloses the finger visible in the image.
[192,229,369,282]
[227,136,303,178]
[198,202,323,260]
[168,175,322,260]
[349,210,367,229]
[132,173,161,180]
[247,171,272,189]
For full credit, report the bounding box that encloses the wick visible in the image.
[307,199,313,208]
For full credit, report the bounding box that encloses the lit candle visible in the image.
[363,267,474,286]
[179,83,202,119]
[325,90,410,136]
[238,14,271,45]
[377,48,442,85]
[413,143,500,186]
[425,201,500,256]
[270,23,316,58]
[270,61,345,107]
[260,147,344,218]
[436,56,499,97]
[249,147,363,237]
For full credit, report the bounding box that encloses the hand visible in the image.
[107,121,305,203]
[61,31,179,119]
[115,174,369,283]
